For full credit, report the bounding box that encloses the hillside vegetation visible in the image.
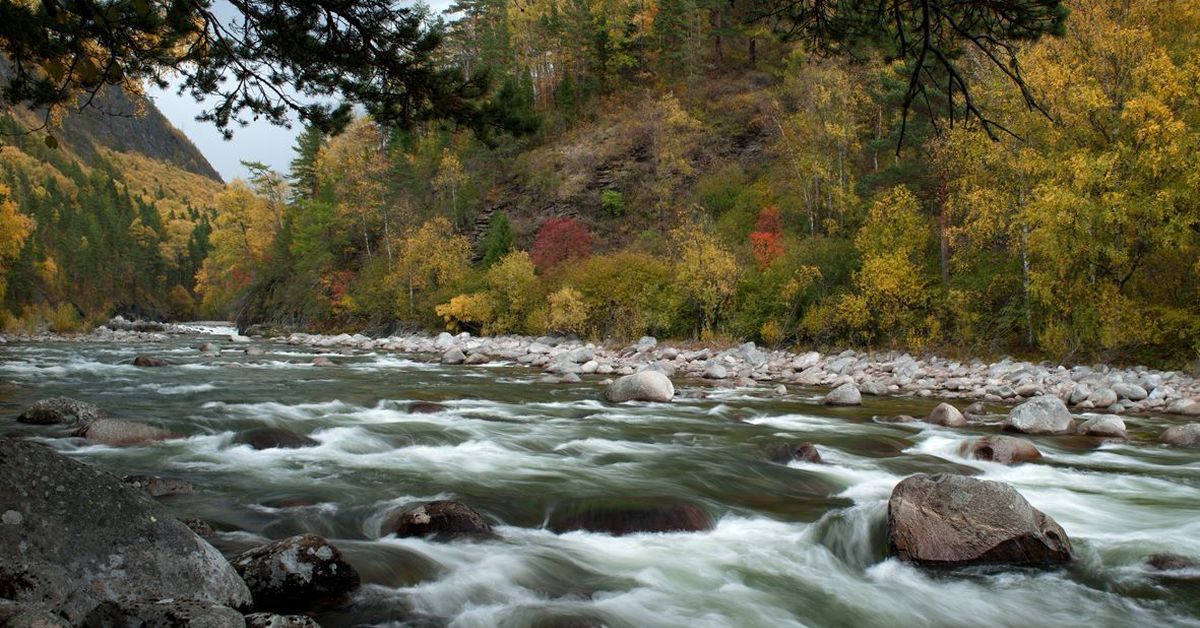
[216,0,1200,368]
[0,87,222,330]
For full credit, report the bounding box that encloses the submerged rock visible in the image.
[133,355,172,367]
[764,442,822,464]
[0,439,252,617]
[233,427,319,450]
[1003,395,1075,434]
[408,402,449,414]
[603,371,675,403]
[927,403,967,427]
[877,414,918,423]
[75,419,174,445]
[823,382,862,406]
[16,397,106,427]
[1159,423,1200,447]
[311,357,335,367]
[1146,553,1199,572]
[958,435,1042,465]
[232,533,360,614]
[887,473,1071,566]
[384,500,493,540]
[122,474,196,497]
[548,500,712,536]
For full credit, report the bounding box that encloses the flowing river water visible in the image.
[1,328,1198,627]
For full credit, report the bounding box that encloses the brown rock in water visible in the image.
[122,474,196,497]
[17,397,108,427]
[887,473,1071,566]
[927,403,967,427]
[1146,553,1199,571]
[958,435,1043,465]
[74,419,174,445]
[548,500,712,536]
[1159,423,1200,447]
[133,355,172,367]
[311,357,335,367]
[384,500,493,540]
[232,427,318,450]
[877,414,918,424]
[764,442,822,464]
[231,533,360,614]
[408,402,449,414]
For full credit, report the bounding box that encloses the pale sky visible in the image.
[151,0,455,183]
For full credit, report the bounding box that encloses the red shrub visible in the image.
[749,206,785,268]
[532,217,592,272]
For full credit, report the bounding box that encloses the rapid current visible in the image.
[1,327,1198,627]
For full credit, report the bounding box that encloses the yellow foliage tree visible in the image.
[0,184,35,302]
[672,222,740,336]
[392,217,471,317]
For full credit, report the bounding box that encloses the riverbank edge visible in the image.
[5,319,1199,419]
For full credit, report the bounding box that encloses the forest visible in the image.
[2,0,1199,368]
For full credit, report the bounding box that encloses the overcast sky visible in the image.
[151,0,454,183]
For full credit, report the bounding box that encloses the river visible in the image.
[1,328,1198,627]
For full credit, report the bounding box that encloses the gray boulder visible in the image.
[604,371,674,403]
[384,500,493,540]
[887,473,1071,566]
[927,403,967,427]
[441,348,466,364]
[702,363,728,380]
[1160,423,1200,447]
[822,383,861,406]
[1003,395,1075,434]
[83,598,244,627]
[17,398,106,427]
[231,534,360,614]
[74,420,175,446]
[0,440,252,618]
[1112,383,1148,401]
[122,474,196,497]
[245,613,323,628]
[1077,415,1127,439]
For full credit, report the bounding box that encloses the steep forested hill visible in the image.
[0,84,223,329]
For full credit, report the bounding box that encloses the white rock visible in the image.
[823,383,862,406]
[1077,415,1127,438]
[604,371,674,403]
[1004,395,1074,434]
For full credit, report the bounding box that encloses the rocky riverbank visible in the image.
[5,319,1200,417]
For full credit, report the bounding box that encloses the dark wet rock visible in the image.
[0,439,252,616]
[877,414,918,423]
[122,474,196,497]
[1159,423,1200,447]
[1003,395,1075,435]
[603,371,674,403]
[548,500,713,536]
[927,403,967,427]
[958,435,1043,465]
[408,402,448,414]
[181,518,215,537]
[132,355,172,367]
[83,598,244,627]
[1146,553,1199,571]
[887,473,1071,566]
[764,442,822,464]
[384,500,494,540]
[231,533,361,613]
[245,613,322,628]
[0,561,99,625]
[74,419,174,446]
[17,397,107,427]
[822,382,861,406]
[233,428,319,450]
[1077,415,1127,439]
[5,607,71,627]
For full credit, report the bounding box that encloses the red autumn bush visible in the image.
[532,217,592,272]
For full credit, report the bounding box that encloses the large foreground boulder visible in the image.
[548,500,712,536]
[83,598,244,627]
[231,533,360,614]
[1160,423,1200,447]
[74,419,175,445]
[384,500,493,540]
[0,439,252,619]
[16,398,106,427]
[1003,395,1075,434]
[958,435,1042,465]
[887,473,1072,566]
[603,371,675,403]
